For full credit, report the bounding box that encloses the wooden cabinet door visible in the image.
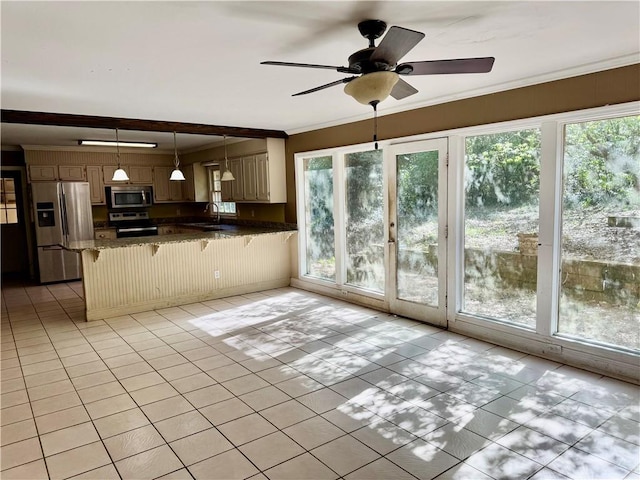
[153,167,171,202]
[169,178,184,201]
[182,165,195,201]
[86,166,105,204]
[243,156,258,201]
[58,165,86,181]
[255,153,270,201]
[229,158,244,200]
[29,165,58,182]
[129,166,153,184]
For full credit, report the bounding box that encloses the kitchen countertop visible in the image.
[66,224,296,252]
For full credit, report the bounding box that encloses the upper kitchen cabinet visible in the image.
[58,165,87,181]
[103,165,153,185]
[153,166,184,202]
[216,138,286,204]
[128,166,154,184]
[86,166,105,205]
[230,158,244,201]
[29,165,86,182]
[182,163,208,202]
[29,165,87,182]
[28,165,59,182]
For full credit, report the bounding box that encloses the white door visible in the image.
[387,138,448,326]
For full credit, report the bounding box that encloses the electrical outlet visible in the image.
[341,290,349,296]
[214,270,220,279]
[251,210,255,217]
[176,208,181,216]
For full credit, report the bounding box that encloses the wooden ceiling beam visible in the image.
[0,110,288,139]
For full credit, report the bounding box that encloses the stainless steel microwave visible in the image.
[107,186,153,208]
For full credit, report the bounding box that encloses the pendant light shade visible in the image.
[221,135,235,182]
[111,128,129,181]
[170,131,185,181]
[344,71,399,105]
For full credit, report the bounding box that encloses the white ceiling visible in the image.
[1,1,638,151]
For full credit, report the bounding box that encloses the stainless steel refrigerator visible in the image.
[32,182,94,283]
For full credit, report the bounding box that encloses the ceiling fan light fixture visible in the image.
[344,71,399,105]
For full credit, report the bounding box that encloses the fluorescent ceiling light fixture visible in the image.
[79,139,157,148]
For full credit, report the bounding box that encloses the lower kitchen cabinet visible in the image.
[94,228,117,240]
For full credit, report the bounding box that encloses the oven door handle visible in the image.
[117,227,157,233]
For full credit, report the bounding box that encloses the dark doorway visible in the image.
[1,169,30,280]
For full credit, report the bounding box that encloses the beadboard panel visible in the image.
[82,232,295,320]
[25,150,174,167]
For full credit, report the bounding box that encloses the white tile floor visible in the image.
[1,281,639,480]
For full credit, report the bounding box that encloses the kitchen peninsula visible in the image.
[66,226,297,321]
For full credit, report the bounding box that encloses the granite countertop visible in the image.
[66,225,295,252]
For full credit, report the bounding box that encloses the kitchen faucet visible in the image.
[204,202,220,223]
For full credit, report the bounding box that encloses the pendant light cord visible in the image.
[224,134,229,169]
[173,131,179,168]
[115,128,121,166]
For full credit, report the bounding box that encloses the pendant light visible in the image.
[111,128,130,181]
[169,131,186,181]
[220,135,235,182]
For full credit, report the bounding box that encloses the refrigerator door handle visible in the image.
[42,245,64,251]
[60,191,69,239]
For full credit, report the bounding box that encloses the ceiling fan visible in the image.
[261,19,495,106]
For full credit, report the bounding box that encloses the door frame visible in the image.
[386,138,449,327]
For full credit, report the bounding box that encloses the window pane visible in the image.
[559,115,640,351]
[396,150,439,305]
[463,129,541,327]
[303,156,335,281]
[345,150,384,292]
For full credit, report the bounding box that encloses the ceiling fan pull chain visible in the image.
[372,101,379,150]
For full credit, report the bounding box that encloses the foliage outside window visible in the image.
[558,115,639,351]
[345,150,384,292]
[303,156,335,280]
[0,178,18,224]
[210,169,236,214]
[463,129,541,327]
[396,151,439,305]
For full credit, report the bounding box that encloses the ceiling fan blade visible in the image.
[398,57,495,75]
[370,26,425,65]
[292,77,356,97]
[261,61,353,73]
[390,78,418,100]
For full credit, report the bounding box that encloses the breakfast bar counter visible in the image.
[67,226,297,321]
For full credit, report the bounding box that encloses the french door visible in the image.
[387,139,448,326]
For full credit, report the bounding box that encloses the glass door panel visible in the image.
[558,115,639,351]
[396,150,440,305]
[302,156,335,281]
[344,150,384,293]
[389,139,448,325]
[462,129,541,328]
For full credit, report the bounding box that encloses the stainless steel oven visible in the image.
[108,186,153,209]
[109,212,158,238]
